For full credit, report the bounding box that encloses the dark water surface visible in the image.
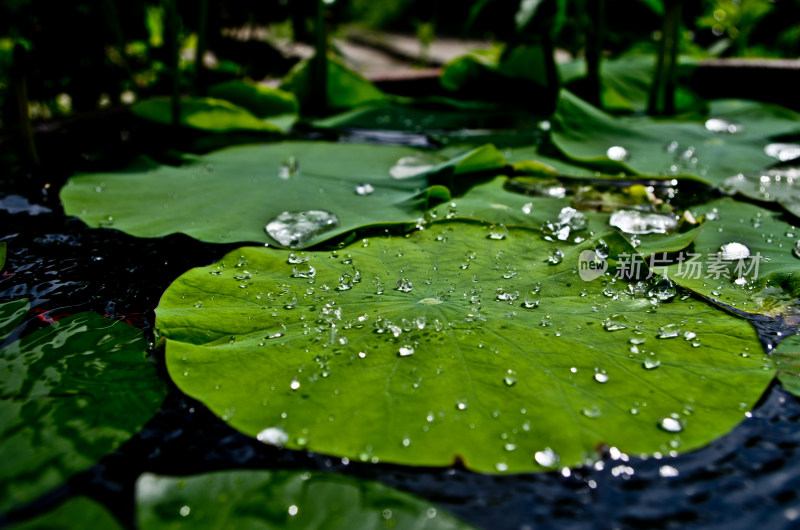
[2,125,800,529]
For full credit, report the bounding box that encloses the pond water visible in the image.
[1,123,800,529]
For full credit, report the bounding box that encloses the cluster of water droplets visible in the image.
[265,210,340,249]
[542,206,588,242]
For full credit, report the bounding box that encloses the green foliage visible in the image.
[8,497,122,530]
[60,142,504,247]
[156,223,772,473]
[665,198,800,318]
[0,242,5,271]
[0,299,165,513]
[551,90,800,187]
[774,335,800,398]
[697,0,774,55]
[280,55,385,112]
[136,470,472,529]
[207,80,299,119]
[131,97,294,133]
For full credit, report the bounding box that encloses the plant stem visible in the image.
[167,0,181,128]
[648,0,682,115]
[195,0,210,95]
[311,0,328,115]
[584,0,605,107]
[12,44,39,169]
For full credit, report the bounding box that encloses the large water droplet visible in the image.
[354,183,375,196]
[606,146,630,161]
[504,369,518,386]
[609,210,677,235]
[389,156,436,179]
[398,345,415,357]
[793,240,800,259]
[547,248,564,265]
[257,426,289,446]
[266,210,339,249]
[488,224,509,240]
[279,156,299,179]
[658,324,681,338]
[534,447,559,467]
[705,118,742,134]
[292,263,316,278]
[395,278,413,292]
[765,143,800,162]
[659,416,683,433]
[718,242,750,260]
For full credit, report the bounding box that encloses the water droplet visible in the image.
[547,248,564,265]
[705,118,742,134]
[659,465,679,478]
[765,143,800,162]
[389,156,436,179]
[354,183,375,196]
[504,369,518,386]
[292,263,316,278]
[288,505,299,516]
[337,273,354,291]
[287,253,308,264]
[495,462,509,472]
[257,426,289,446]
[290,379,301,391]
[684,331,697,341]
[488,224,509,240]
[582,405,601,418]
[594,372,609,383]
[609,210,677,234]
[606,146,630,161]
[603,315,628,331]
[660,416,683,433]
[456,400,468,411]
[718,242,750,260]
[266,210,339,249]
[649,276,676,301]
[399,346,415,357]
[658,324,681,338]
[279,156,299,179]
[642,358,661,370]
[180,506,191,517]
[534,447,559,467]
[793,240,800,259]
[395,278,413,292]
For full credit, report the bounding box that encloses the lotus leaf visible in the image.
[773,335,800,397]
[60,141,504,247]
[136,470,472,529]
[156,222,772,473]
[131,97,292,133]
[665,198,800,319]
[0,299,165,513]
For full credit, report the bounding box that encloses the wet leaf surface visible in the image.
[131,97,293,133]
[0,299,165,513]
[136,470,472,529]
[61,141,504,248]
[156,222,772,473]
[8,497,122,530]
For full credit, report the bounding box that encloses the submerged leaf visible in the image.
[60,142,503,248]
[156,222,772,473]
[136,470,472,529]
[0,300,165,513]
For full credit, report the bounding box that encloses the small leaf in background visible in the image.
[131,97,291,133]
[280,55,385,112]
[551,90,800,187]
[136,470,472,529]
[156,223,772,473]
[207,80,298,119]
[8,497,122,530]
[60,141,504,248]
[0,300,165,513]
[665,198,800,320]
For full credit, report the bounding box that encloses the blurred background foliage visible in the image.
[0,0,799,129]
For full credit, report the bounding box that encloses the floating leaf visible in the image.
[8,497,122,530]
[721,166,800,219]
[773,335,800,397]
[131,97,289,133]
[0,299,165,513]
[666,198,800,318]
[551,90,800,187]
[156,222,772,473]
[60,142,504,248]
[207,80,298,118]
[136,470,472,529]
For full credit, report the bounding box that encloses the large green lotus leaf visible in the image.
[773,335,800,397]
[665,198,800,318]
[8,497,122,530]
[430,176,702,258]
[156,222,772,473]
[60,141,504,247]
[0,300,165,513]
[552,90,800,187]
[136,470,471,529]
[131,97,291,133]
[280,55,385,112]
[559,55,700,114]
[207,80,299,119]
